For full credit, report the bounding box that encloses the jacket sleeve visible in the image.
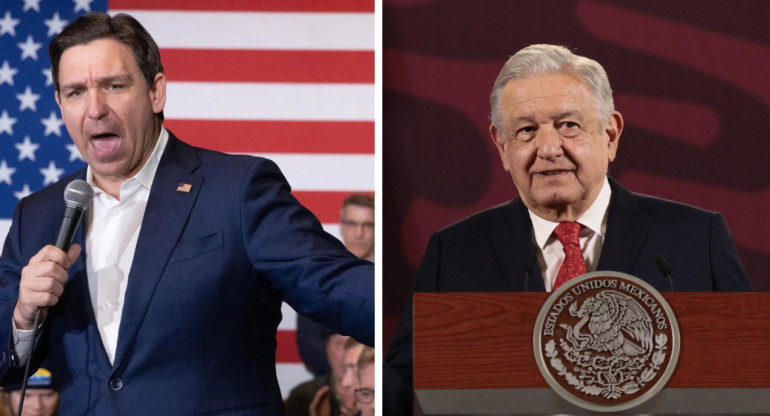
[710,213,752,291]
[0,198,46,384]
[238,157,375,346]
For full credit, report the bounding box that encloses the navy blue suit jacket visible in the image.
[0,133,374,415]
[383,177,751,416]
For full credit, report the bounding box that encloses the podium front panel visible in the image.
[413,292,770,414]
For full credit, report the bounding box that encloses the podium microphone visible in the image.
[17,179,94,416]
[655,254,674,292]
[523,252,537,292]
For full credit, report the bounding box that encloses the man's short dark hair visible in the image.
[342,194,374,211]
[49,12,165,122]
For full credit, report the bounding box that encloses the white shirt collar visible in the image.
[86,127,169,196]
[529,176,612,249]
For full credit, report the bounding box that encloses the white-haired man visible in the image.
[384,44,751,415]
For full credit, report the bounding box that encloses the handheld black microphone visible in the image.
[17,179,93,416]
[55,179,95,250]
[655,254,674,292]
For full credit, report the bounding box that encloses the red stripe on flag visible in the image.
[163,120,374,154]
[161,49,373,84]
[293,191,374,223]
[276,330,302,363]
[109,0,374,12]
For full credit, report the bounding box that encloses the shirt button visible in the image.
[109,378,123,391]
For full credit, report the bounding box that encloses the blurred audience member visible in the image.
[4,368,60,416]
[338,338,365,414]
[339,195,374,261]
[355,347,375,416]
[286,335,353,416]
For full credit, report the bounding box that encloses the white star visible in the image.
[73,0,93,13]
[16,86,41,112]
[41,111,64,136]
[66,143,84,162]
[14,184,32,200]
[23,0,43,12]
[44,12,68,37]
[0,11,20,37]
[40,160,65,185]
[0,160,16,185]
[15,136,39,161]
[18,35,43,61]
[0,60,18,86]
[0,110,18,136]
[42,68,53,86]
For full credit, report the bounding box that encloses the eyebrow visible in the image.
[553,110,583,120]
[508,110,584,125]
[60,75,133,91]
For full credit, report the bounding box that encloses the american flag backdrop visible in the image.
[0,0,374,398]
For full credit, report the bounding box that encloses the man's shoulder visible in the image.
[167,133,282,174]
[610,181,720,231]
[436,199,522,237]
[620,186,717,220]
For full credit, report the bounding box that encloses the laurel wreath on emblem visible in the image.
[544,291,669,400]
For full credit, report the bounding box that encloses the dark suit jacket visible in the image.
[0,133,374,415]
[383,177,751,416]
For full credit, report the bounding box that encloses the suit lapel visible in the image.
[597,178,650,273]
[491,199,545,292]
[112,134,203,370]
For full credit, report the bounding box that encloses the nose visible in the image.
[26,394,42,411]
[341,367,356,388]
[86,90,109,120]
[535,125,564,160]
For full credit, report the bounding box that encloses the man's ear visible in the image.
[490,123,510,171]
[149,72,166,114]
[605,111,623,162]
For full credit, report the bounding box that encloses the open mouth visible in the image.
[90,134,121,156]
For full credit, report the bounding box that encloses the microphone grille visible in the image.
[655,254,672,274]
[63,179,95,210]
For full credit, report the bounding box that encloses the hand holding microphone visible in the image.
[13,180,94,330]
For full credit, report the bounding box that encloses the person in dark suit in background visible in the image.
[383,43,751,416]
[0,12,373,415]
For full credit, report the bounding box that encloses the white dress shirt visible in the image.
[85,128,168,364]
[13,128,168,366]
[529,177,612,292]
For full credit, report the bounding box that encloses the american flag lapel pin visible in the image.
[177,183,192,193]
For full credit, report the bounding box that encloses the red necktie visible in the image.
[552,222,586,291]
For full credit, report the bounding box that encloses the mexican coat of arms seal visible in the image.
[533,271,680,412]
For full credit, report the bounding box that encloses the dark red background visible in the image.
[383,0,770,348]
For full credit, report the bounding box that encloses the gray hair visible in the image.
[489,44,614,141]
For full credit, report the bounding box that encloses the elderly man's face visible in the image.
[490,73,622,222]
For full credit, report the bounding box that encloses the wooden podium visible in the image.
[413,292,770,415]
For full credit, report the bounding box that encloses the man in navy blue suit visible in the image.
[0,12,373,415]
[383,44,752,415]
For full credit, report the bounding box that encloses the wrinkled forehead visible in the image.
[500,76,597,121]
